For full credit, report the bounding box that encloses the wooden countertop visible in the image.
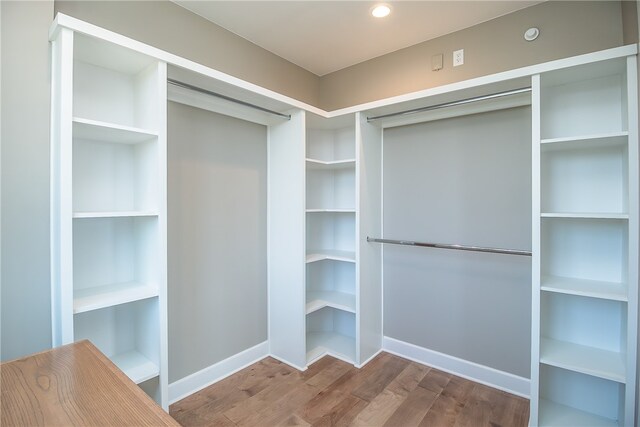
[1,340,179,426]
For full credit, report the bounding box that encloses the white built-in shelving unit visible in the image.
[50,13,638,423]
[305,118,357,364]
[269,112,382,369]
[50,28,168,408]
[531,57,638,427]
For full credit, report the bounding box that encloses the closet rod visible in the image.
[367,237,532,257]
[167,78,292,120]
[366,87,531,122]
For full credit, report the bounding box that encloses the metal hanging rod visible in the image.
[366,87,532,123]
[367,237,532,257]
[167,78,291,121]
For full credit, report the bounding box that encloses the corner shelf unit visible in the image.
[304,119,358,364]
[268,111,382,370]
[50,28,168,409]
[531,57,638,426]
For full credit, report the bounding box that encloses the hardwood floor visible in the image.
[170,353,529,427]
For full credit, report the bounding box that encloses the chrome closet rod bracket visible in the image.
[367,237,532,257]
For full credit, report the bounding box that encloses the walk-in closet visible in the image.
[2,2,637,426]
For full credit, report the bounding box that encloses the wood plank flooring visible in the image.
[170,353,529,427]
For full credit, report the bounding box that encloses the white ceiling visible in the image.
[173,1,542,76]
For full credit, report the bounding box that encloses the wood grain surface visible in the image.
[170,352,529,426]
[1,340,178,426]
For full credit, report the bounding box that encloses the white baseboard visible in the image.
[168,340,269,404]
[356,348,383,369]
[268,352,308,372]
[383,336,530,398]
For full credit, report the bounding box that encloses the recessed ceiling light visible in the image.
[371,4,391,18]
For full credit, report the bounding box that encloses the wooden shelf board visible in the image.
[541,212,628,220]
[541,275,627,302]
[539,398,619,427]
[306,331,355,365]
[540,132,627,152]
[306,291,356,315]
[73,281,159,314]
[306,158,356,170]
[306,209,356,213]
[73,211,159,219]
[306,250,356,264]
[73,117,157,144]
[540,337,626,383]
[110,350,160,384]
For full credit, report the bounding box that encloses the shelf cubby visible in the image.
[306,211,355,254]
[73,216,159,311]
[540,337,625,383]
[539,399,619,427]
[539,365,624,426]
[73,33,160,130]
[540,58,627,140]
[541,218,628,285]
[306,260,355,315]
[74,298,160,384]
[306,127,355,163]
[306,167,355,211]
[306,307,355,364]
[540,276,627,302]
[540,142,628,214]
[73,135,159,214]
[540,293,626,381]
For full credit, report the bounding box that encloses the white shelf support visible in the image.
[50,27,75,348]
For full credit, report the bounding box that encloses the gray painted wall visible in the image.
[320,1,625,110]
[167,102,267,382]
[53,1,627,111]
[622,0,638,44]
[383,107,532,377]
[1,1,54,361]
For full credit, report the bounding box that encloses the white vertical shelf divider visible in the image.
[155,61,169,410]
[268,109,307,370]
[50,27,75,348]
[623,55,638,427]
[50,29,168,410]
[531,56,638,427]
[355,112,383,367]
[530,73,542,427]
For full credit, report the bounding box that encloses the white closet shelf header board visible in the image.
[49,12,637,124]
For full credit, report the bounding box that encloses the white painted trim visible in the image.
[50,13,637,122]
[168,341,269,404]
[383,336,530,398]
[330,45,638,118]
[268,353,308,372]
[356,348,383,369]
[49,13,326,118]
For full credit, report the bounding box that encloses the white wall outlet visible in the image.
[453,49,464,67]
